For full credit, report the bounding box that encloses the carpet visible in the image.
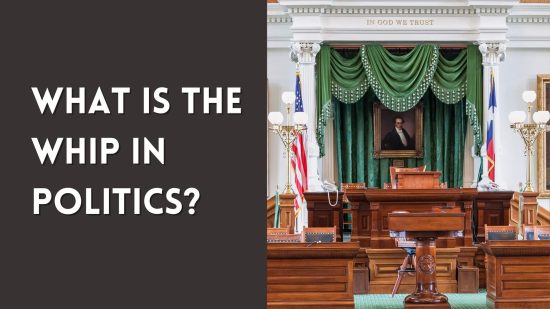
[355,290,487,309]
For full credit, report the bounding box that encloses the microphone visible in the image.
[306,240,322,247]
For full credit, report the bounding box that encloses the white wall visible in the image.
[267,47,296,197]
[499,48,550,208]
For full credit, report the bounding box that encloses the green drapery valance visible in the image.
[361,44,439,111]
[316,44,483,157]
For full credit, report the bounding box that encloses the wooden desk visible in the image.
[388,212,465,308]
[304,189,512,247]
[343,187,476,248]
[475,191,514,242]
[481,240,550,309]
[303,188,514,292]
[303,191,344,241]
[267,242,360,309]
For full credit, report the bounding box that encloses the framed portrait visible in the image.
[374,102,423,158]
[537,74,550,197]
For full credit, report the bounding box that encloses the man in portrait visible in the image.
[382,116,414,150]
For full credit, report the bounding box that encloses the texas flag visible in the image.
[487,72,496,182]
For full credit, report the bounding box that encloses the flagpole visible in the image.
[274,186,280,228]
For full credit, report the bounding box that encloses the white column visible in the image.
[291,41,323,192]
[478,42,507,190]
[321,117,337,184]
[463,124,475,188]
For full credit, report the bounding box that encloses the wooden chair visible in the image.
[267,232,302,243]
[484,225,518,241]
[392,239,416,297]
[535,226,550,240]
[389,165,426,189]
[390,211,417,297]
[302,227,337,243]
[267,227,290,235]
[522,225,537,240]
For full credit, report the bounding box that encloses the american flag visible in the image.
[291,73,308,210]
[487,70,496,182]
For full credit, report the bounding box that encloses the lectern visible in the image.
[388,212,465,308]
[395,171,442,189]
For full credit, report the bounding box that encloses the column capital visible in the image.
[477,41,506,66]
[290,42,321,64]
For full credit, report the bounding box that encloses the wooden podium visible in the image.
[388,212,465,308]
[481,240,550,309]
[395,171,442,189]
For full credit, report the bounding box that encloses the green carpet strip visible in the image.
[355,290,486,309]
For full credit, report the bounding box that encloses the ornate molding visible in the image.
[475,7,511,15]
[507,3,550,23]
[341,183,367,191]
[507,16,550,23]
[290,42,320,64]
[268,16,293,23]
[284,6,519,16]
[287,7,483,15]
[478,42,507,66]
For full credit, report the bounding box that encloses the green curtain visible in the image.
[432,49,467,104]
[316,46,332,157]
[334,89,467,188]
[316,44,483,158]
[331,49,369,103]
[361,44,439,111]
[466,45,483,156]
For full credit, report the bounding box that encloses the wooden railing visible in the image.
[509,197,550,226]
[510,199,519,226]
[538,206,550,225]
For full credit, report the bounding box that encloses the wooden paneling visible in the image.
[396,171,442,189]
[278,193,297,232]
[267,242,359,308]
[304,192,343,241]
[458,266,479,293]
[343,188,476,248]
[475,191,513,242]
[306,188,515,248]
[267,195,275,228]
[482,240,550,308]
[476,246,487,289]
[366,248,459,294]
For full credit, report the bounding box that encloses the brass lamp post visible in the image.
[509,90,550,192]
[268,91,308,195]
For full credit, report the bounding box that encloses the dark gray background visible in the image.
[0,1,266,308]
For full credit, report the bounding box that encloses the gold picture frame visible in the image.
[537,74,550,197]
[374,102,424,158]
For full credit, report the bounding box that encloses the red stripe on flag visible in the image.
[487,139,495,182]
[298,133,308,190]
[290,159,304,199]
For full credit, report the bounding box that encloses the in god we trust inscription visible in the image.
[366,18,435,26]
